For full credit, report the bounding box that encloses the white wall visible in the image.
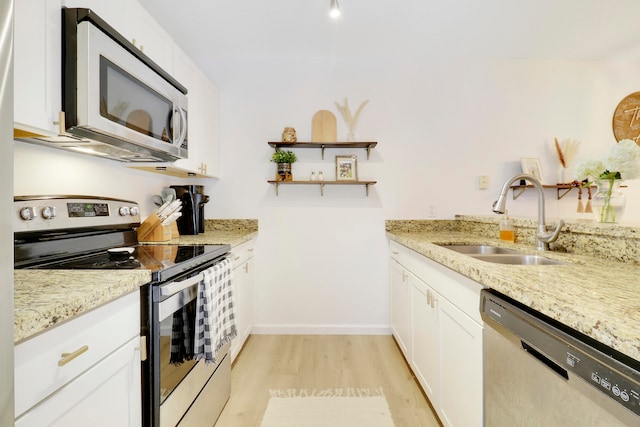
[14,57,640,335]
[202,57,640,334]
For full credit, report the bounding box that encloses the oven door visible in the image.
[142,261,231,427]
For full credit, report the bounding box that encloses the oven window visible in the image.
[99,56,174,143]
[159,298,198,403]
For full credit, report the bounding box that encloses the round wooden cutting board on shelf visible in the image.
[612,92,640,144]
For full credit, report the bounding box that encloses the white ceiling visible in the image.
[138,0,640,63]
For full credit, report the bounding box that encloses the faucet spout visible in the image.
[492,174,564,251]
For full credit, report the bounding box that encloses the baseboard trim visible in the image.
[251,324,392,335]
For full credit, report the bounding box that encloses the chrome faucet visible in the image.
[493,174,564,251]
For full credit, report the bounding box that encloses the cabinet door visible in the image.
[230,240,255,361]
[15,336,142,427]
[14,0,62,135]
[438,297,483,427]
[389,259,411,358]
[411,276,439,404]
[231,256,255,361]
[171,47,216,177]
[123,0,173,72]
[194,71,221,178]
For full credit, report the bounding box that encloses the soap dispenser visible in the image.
[499,211,515,242]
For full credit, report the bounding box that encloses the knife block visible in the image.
[137,214,179,242]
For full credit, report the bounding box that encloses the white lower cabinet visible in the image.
[438,297,483,427]
[231,239,256,362]
[411,274,439,403]
[389,240,483,427]
[389,258,411,357]
[14,291,141,427]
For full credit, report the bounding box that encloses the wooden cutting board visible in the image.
[311,110,337,142]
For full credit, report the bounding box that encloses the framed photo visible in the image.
[336,155,358,181]
[520,157,544,182]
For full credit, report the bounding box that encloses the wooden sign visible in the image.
[311,110,337,142]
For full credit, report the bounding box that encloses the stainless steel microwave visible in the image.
[55,8,188,162]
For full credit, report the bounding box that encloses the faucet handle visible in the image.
[537,219,565,244]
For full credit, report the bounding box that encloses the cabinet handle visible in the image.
[248,248,254,252]
[139,336,147,362]
[401,270,407,282]
[53,111,65,134]
[58,345,89,366]
[392,251,399,255]
[426,289,431,305]
[235,255,241,261]
[431,293,438,309]
[244,263,249,273]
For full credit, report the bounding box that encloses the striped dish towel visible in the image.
[194,258,237,364]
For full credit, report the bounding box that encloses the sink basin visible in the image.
[438,244,522,255]
[469,254,567,265]
[437,244,567,265]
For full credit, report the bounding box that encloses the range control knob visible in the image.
[118,206,131,216]
[129,206,140,216]
[19,206,37,221]
[41,206,56,220]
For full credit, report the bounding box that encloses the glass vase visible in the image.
[592,179,626,223]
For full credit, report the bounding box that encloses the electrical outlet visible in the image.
[477,175,489,190]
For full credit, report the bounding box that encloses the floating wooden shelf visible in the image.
[267,180,377,196]
[507,183,622,200]
[268,141,377,159]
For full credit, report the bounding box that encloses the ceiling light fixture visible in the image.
[329,0,341,18]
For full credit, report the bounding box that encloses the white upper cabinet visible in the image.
[14,0,62,136]
[122,1,173,73]
[172,46,220,177]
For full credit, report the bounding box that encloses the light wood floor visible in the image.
[213,335,442,427]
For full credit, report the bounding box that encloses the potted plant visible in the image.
[271,150,297,181]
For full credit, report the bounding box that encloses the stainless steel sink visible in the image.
[469,254,566,265]
[439,245,522,255]
[437,244,567,265]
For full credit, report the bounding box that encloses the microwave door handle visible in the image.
[160,272,203,297]
[172,106,187,147]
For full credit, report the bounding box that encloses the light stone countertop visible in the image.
[14,220,258,343]
[386,223,640,362]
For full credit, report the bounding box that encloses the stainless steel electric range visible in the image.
[14,195,232,427]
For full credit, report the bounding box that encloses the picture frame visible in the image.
[335,155,358,181]
[520,157,544,183]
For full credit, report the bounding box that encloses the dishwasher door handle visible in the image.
[521,341,569,380]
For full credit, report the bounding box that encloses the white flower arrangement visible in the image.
[574,139,640,222]
[574,139,640,184]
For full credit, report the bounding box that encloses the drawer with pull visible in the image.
[14,291,140,417]
[231,239,255,267]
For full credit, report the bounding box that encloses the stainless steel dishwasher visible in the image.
[480,289,640,426]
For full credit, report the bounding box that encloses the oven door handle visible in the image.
[160,272,204,297]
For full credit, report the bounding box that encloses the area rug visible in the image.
[259,387,395,427]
